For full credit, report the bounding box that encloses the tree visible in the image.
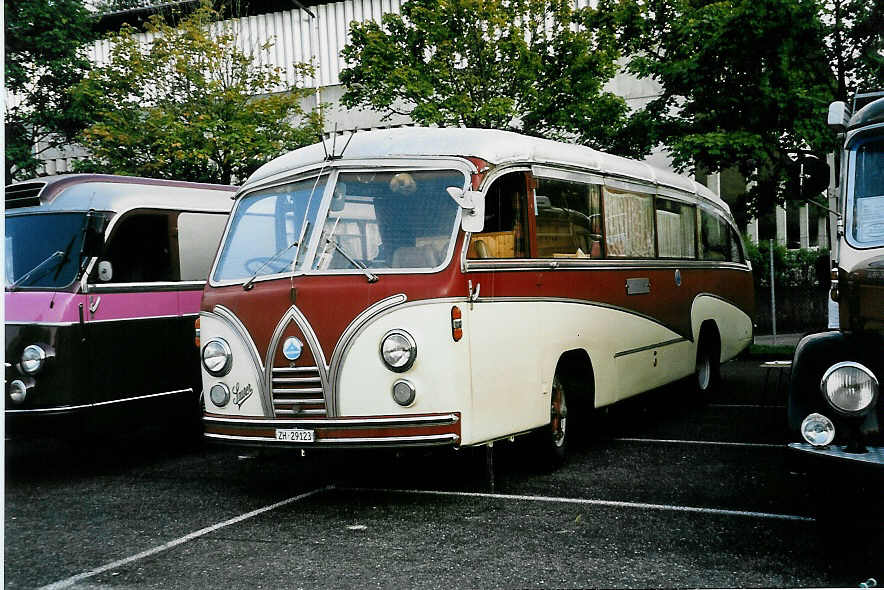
[824,0,883,100]
[627,0,837,225]
[340,0,653,158]
[5,0,95,181]
[72,1,323,185]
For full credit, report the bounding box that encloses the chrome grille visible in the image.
[271,366,327,417]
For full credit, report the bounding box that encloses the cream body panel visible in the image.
[336,301,475,442]
[467,301,546,443]
[199,311,268,417]
[691,295,753,362]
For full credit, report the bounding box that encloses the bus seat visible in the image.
[392,245,437,268]
[474,239,491,258]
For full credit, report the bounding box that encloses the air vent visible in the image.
[5,182,46,209]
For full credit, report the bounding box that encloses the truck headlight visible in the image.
[820,362,878,416]
[202,339,232,376]
[20,345,47,375]
[801,413,835,447]
[380,330,417,372]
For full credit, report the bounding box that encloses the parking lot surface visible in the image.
[5,360,882,589]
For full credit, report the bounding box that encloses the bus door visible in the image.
[464,172,547,442]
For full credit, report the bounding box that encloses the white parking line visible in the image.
[38,486,332,590]
[613,437,781,449]
[341,487,814,523]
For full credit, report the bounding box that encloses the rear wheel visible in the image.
[694,331,721,399]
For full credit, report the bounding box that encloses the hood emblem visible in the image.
[283,337,304,361]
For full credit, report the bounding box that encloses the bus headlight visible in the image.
[801,413,835,447]
[380,330,417,372]
[202,339,232,376]
[820,362,878,416]
[20,344,47,375]
[209,383,231,407]
[392,379,416,407]
[9,379,31,404]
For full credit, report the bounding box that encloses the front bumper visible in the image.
[789,442,884,468]
[203,412,461,449]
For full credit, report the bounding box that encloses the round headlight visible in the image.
[9,380,29,404]
[20,345,46,375]
[380,330,417,372]
[202,339,232,376]
[801,413,835,447]
[209,383,231,408]
[820,362,878,416]
[392,379,416,407]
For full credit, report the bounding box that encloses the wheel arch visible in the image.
[554,348,596,409]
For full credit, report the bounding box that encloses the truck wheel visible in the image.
[695,332,721,399]
[544,375,569,466]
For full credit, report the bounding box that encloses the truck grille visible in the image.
[271,366,327,417]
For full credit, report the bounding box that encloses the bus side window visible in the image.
[655,199,696,259]
[467,172,530,259]
[99,211,177,283]
[604,187,655,258]
[534,178,603,258]
[177,213,229,281]
[698,208,733,262]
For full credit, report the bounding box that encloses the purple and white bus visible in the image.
[5,175,235,437]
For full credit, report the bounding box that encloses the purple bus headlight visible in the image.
[20,344,47,375]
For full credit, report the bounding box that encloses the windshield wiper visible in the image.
[242,240,301,291]
[324,236,378,283]
[9,250,66,291]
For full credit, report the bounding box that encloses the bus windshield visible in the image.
[213,169,464,283]
[850,138,884,248]
[5,213,89,290]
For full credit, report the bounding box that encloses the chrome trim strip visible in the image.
[274,397,325,404]
[205,432,460,446]
[274,409,328,416]
[273,377,321,384]
[4,322,78,327]
[462,258,751,273]
[328,293,408,414]
[265,305,330,417]
[5,388,192,414]
[614,338,689,359]
[204,413,460,427]
[209,305,270,415]
[272,388,323,395]
[86,314,196,324]
[87,280,206,293]
[789,442,884,466]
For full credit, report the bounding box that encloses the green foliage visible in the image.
[5,0,95,181]
[72,0,323,185]
[744,239,829,288]
[340,0,653,158]
[627,0,837,227]
[825,0,884,98]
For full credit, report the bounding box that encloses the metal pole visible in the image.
[769,239,777,345]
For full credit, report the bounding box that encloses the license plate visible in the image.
[275,428,315,443]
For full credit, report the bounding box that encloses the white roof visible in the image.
[247,127,730,213]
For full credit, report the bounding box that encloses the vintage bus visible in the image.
[198,128,753,462]
[788,94,883,522]
[5,175,235,437]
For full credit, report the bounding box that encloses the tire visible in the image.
[543,374,569,467]
[694,332,721,400]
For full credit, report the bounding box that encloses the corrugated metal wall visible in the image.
[87,0,406,89]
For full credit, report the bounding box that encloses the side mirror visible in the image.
[97,260,113,282]
[787,153,830,201]
[446,187,485,233]
[827,101,849,132]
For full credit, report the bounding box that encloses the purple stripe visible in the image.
[5,289,205,323]
[4,292,87,323]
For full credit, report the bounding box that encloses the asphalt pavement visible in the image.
[4,359,882,589]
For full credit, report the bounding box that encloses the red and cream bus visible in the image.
[198,128,753,462]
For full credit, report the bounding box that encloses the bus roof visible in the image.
[248,127,730,214]
[5,174,236,215]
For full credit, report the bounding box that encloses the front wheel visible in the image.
[541,375,568,467]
